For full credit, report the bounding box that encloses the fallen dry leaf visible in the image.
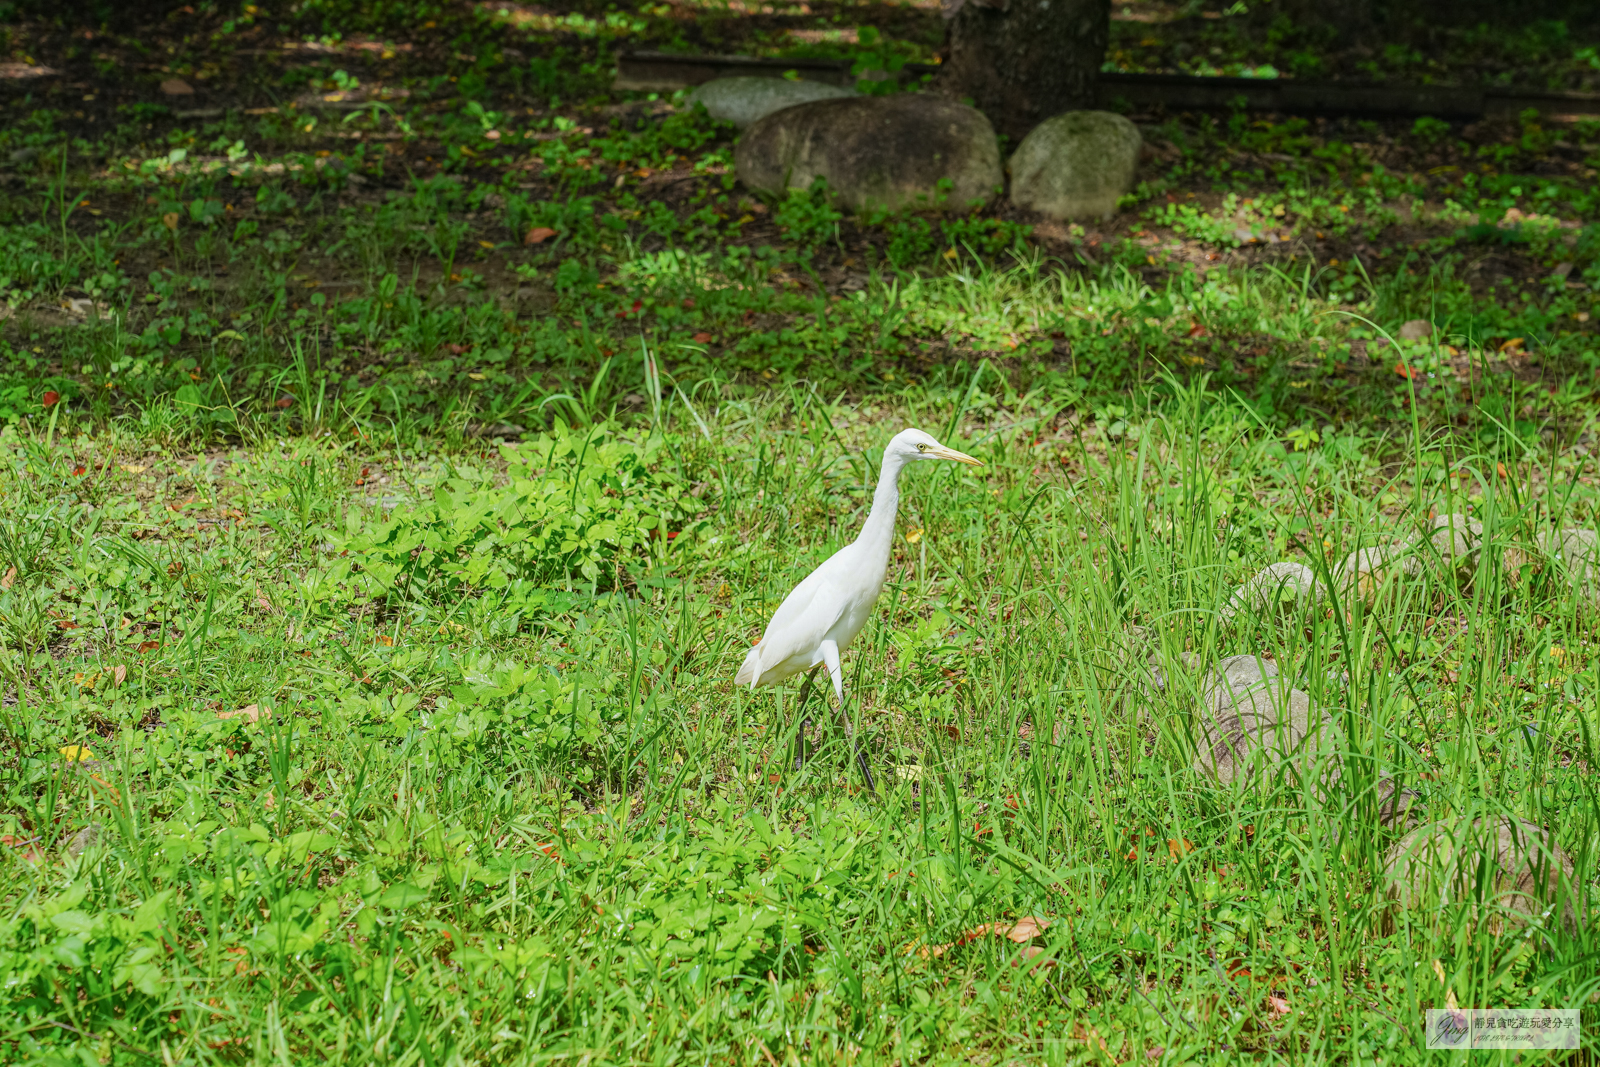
[159,78,194,96]
[910,916,1051,959]
[1008,944,1055,969]
[0,567,14,590]
[161,212,180,231]
[59,745,96,763]
[0,835,44,864]
[375,634,394,646]
[218,704,268,724]
[1167,838,1194,858]
[137,640,161,653]
[42,390,60,407]
[1267,993,1290,1019]
[523,226,557,245]
[119,463,147,474]
[691,332,713,343]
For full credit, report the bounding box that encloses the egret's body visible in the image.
[735,428,982,790]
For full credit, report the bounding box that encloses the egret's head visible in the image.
[887,428,983,466]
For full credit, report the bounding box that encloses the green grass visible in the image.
[0,374,1595,1064]
[2,1,1600,435]
[0,5,1597,1062]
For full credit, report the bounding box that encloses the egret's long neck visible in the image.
[854,451,910,566]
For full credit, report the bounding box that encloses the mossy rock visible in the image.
[686,77,855,130]
[735,94,1002,213]
[1008,110,1143,220]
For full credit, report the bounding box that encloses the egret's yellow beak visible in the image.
[931,445,983,466]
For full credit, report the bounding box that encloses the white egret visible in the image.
[735,428,983,792]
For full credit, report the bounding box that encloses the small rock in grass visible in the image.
[1336,541,1421,603]
[66,822,104,858]
[1383,816,1582,934]
[1428,512,1482,580]
[1192,655,1338,788]
[1221,561,1325,620]
[687,76,855,129]
[1189,655,1419,828]
[735,94,1003,213]
[1539,527,1600,594]
[1396,319,1433,341]
[1008,110,1143,221]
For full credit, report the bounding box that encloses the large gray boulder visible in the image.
[735,95,1003,213]
[1383,817,1581,934]
[686,77,855,130]
[1008,110,1143,220]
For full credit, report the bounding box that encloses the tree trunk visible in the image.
[939,0,1110,142]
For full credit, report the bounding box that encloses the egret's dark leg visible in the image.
[792,667,820,771]
[819,640,874,794]
[839,697,876,795]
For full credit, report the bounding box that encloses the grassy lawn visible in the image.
[0,1,1598,1064]
[4,381,1598,1064]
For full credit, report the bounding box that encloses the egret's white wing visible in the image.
[742,547,860,686]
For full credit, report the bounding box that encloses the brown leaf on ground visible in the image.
[909,916,1051,959]
[218,704,268,724]
[137,640,161,653]
[523,226,557,245]
[0,835,44,864]
[160,78,194,95]
[112,664,128,686]
[1267,993,1290,1018]
[0,566,14,589]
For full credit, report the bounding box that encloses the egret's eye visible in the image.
[916,443,929,452]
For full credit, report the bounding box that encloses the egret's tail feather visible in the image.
[734,645,762,689]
